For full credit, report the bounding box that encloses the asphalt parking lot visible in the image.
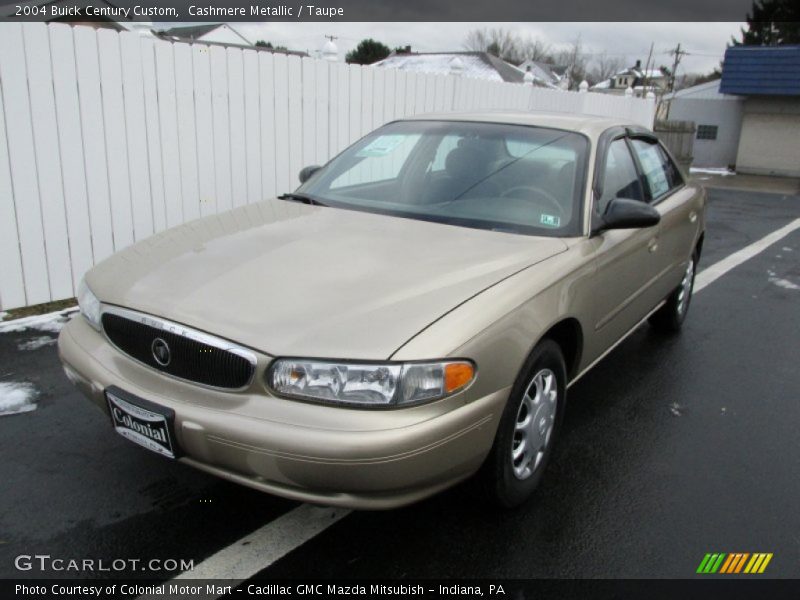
[1,182,799,582]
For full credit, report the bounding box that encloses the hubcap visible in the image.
[511,368,558,480]
[677,257,695,316]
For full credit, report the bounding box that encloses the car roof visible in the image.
[398,110,642,139]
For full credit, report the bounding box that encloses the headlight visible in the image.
[77,278,101,330]
[267,359,475,407]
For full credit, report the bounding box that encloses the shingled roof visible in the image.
[720,45,800,96]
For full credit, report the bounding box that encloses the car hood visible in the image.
[88,200,567,359]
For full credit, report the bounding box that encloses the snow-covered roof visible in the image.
[374,52,525,83]
[517,59,565,86]
[665,79,739,100]
[158,23,253,47]
[591,79,612,90]
[615,67,665,79]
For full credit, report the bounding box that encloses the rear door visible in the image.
[629,136,702,299]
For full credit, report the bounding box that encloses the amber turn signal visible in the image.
[444,362,475,393]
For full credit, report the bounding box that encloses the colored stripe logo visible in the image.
[697,553,773,574]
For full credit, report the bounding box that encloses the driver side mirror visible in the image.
[594,197,660,234]
[299,165,321,184]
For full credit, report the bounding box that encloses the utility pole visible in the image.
[642,42,655,98]
[668,43,689,92]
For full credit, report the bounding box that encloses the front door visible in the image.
[585,137,664,364]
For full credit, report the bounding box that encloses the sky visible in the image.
[228,22,744,76]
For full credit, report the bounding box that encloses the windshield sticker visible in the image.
[356,135,407,157]
[540,214,561,228]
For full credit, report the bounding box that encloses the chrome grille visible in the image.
[101,309,255,390]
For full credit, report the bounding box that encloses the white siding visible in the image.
[736,98,800,177]
[668,98,744,168]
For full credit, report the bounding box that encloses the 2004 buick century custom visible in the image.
[59,112,705,508]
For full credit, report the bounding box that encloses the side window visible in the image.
[630,139,683,201]
[597,139,643,215]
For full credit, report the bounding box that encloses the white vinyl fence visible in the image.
[0,22,655,311]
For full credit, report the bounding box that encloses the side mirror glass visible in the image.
[595,197,660,233]
[299,165,321,184]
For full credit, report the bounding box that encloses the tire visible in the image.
[483,339,567,508]
[649,251,698,333]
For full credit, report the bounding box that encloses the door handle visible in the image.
[648,238,659,253]
[689,211,697,223]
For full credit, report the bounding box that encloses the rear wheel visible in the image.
[649,251,697,333]
[483,339,566,508]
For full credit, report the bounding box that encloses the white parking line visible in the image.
[694,217,800,293]
[178,504,349,579]
[154,216,800,592]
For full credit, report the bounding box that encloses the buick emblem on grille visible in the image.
[151,338,171,366]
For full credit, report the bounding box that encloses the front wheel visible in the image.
[483,339,566,508]
[649,252,697,333]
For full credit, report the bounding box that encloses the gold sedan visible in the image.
[59,112,705,508]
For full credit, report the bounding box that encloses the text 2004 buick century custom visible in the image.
[59,112,705,508]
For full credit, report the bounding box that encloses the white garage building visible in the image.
[664,80,744,169]
[720,45,800,177]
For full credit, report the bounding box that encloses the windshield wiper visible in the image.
[278,192,327,207]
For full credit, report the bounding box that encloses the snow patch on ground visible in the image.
[669,402,683,417]
[689,167,735,177]
[17,336,57,351]
[782,247,793,252]
[770,277,800,291]
[0,311,8,322]
[0,382,39,416]
[0,307,78,334]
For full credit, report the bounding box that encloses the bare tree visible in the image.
[552,37,588,90]
[464,28,516,60]
[520,39,552,63]
[589,52,625,84]
[463,28,552,65]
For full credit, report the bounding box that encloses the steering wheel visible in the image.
[500,185,567,222]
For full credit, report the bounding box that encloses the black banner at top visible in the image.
[0,0,755,22]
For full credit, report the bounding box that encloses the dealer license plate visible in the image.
[106,387,178,459]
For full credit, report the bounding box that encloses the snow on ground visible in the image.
[17,336,58,351]
[0,382,39,416]
[0,311,8,322]
[770,277,800,291]
[0,307,78,334]
[689,167,735,177]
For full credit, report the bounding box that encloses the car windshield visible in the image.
[296,120,589,236]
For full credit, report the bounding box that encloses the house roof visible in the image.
[615,67,665,79]
[516,60,566,85]
[374,52,527,83]
[664,79,739,101]
[720,45,800,96]
[158,24,223,40]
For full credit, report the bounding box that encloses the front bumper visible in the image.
[58,315,509,509]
